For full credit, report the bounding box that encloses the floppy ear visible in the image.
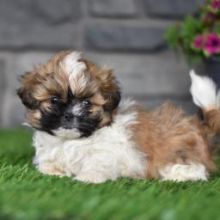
[80,60,121,111]
[17,87,39,109]
[98,69,121,111]
[17,72,39,109]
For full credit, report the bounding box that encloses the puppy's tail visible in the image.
[190,70,220,135]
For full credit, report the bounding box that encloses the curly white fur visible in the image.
[61,51,86,77]
[159,163,208,182]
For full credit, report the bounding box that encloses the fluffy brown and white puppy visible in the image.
[17,51,220,183]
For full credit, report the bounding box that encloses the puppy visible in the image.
[17,51,219,183]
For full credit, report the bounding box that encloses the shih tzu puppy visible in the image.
[17,51,220,183]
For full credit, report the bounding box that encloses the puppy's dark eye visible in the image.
[82,100,91,107]
[50,96,60,105]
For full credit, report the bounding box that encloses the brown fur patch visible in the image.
[203,109,220,135]
[131,102,215,179]
[69,73,96,97]
[26,110,42,129]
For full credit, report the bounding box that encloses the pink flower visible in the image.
[203,33,220,55]
[211,0,220,10]
[193,35,204,49]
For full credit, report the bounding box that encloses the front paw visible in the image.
[37,163,65,177]
[74,172,108,184]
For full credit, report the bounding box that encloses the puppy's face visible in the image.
[17,51,120,139]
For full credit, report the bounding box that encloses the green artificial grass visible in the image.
[0,129,220,220]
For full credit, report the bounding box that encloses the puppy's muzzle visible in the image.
[61,102,90,129]
[64,112,74,122]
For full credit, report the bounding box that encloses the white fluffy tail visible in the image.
[190,70,220,110]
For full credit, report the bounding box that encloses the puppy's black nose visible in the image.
[64,112,74,121]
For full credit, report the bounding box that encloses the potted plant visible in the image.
[165,0,220,86]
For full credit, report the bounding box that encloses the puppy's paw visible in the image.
[74,172,108,184]
[37,163,65,177]
[159,163,208,182]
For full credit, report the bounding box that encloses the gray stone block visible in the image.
[0,59,5,124]
[86,50,189,97]
[135,96,197,114]
[89,0,138,17]
[33,0,81,23]
[142,0,205,18]
[85,24,166,51]
[0,0,81,49]
[2,92,25,127]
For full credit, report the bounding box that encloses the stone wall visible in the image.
[0,0,205,127]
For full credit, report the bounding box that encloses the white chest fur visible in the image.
[33,100,147,183]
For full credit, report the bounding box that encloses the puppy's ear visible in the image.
[98,69,121,111]
[17,72,39,109]
[80,60,121,111]
[17,87,39,109]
